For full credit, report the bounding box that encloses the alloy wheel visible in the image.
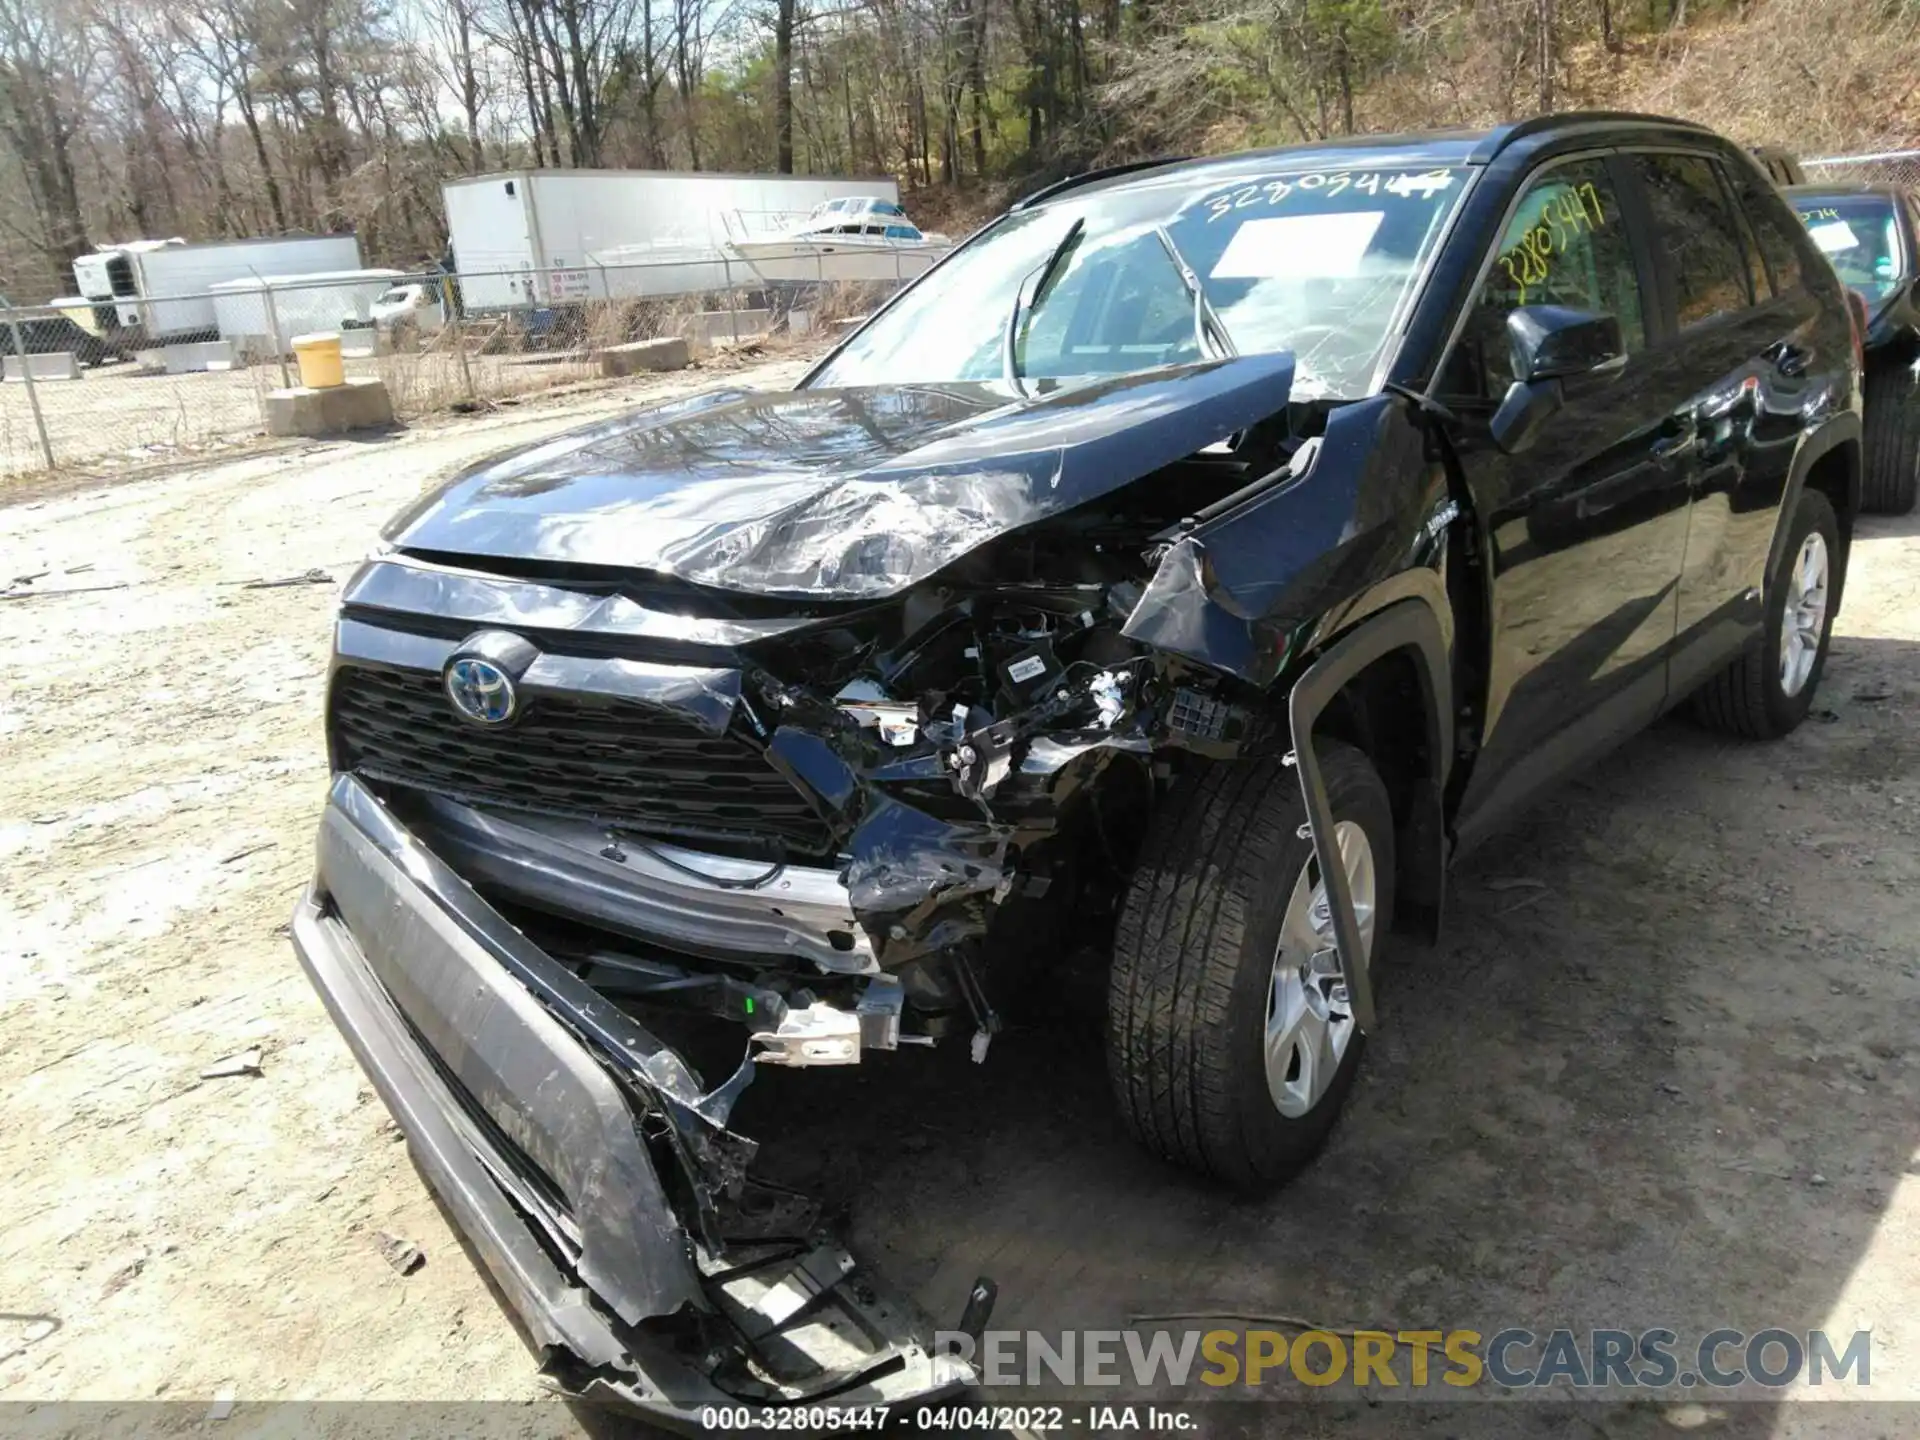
[1778,530,1830,698]
[1265,820,1375,1119]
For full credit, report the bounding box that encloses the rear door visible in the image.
[1625,151,1824,694]
[1438,153,1695,845]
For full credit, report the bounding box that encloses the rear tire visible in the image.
[1691,487,1839,739]
[1862,360,1920,515]
[1106,744,1394,1192]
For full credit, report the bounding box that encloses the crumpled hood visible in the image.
[385,353,1295,599]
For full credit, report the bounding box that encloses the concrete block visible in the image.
[265,376,396,437]
[788,309,816,336]
[226,333,275,362]
[689,308,773,347]
[599,337,691,377]
[4,352,80,381]
[162,340,242,374]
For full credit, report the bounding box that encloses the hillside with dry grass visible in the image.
[1110,0,1920,171]
[1544,0,1920,155]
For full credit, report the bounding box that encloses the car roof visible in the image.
[1015,111,1714,208]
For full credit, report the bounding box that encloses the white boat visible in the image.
[728,197,951,284]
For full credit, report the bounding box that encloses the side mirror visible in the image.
[1490,306,1625,454]
[1490,376,1563,454]
[1508,304,1625,384]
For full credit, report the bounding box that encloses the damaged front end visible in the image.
[292,776,970,1417]
[295,351,1406,1418]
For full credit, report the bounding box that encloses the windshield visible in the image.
[810,165,1470,399]
[376,288,412,305]
[1795,195,1905,301]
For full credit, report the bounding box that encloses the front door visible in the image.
[1437,154,1695,847]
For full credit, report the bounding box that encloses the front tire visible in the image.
[1862,360,1920,515]
[1106,744,1394,1192]
[1692,487,1839,739]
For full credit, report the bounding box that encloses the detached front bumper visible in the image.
[291,773,970,1423]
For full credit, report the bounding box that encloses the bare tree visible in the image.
[0,0,93,284]
[670,0,708,166]
[0,0,1904,300]
[774,0,797,171]
[434,0,493,172]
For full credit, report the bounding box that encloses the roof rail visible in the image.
[1011,155,1191,210]
[1467,110,1709,163]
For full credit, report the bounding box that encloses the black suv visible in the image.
[293,112,1861,1420]
[1786,181,1920,512]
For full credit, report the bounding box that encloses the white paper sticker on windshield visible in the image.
[1210,211,1386,280]
[1808,220,1861,254]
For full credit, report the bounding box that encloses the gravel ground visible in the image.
[2,362,1916,1438]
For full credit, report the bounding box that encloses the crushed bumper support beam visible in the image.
[292,774,971,1424]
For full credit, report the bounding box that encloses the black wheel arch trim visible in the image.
[1283,594,1454,1034]
[1767,410,1862,593]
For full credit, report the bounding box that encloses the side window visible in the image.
[1744,201,1805,295]
[1724,174,1771,303]
[1633,153,1754,326]
[1445,158,1645,398]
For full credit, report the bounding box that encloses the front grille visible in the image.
[329,664,836,860]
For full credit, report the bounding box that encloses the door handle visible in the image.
[1651,432,1697,464]
[1651,408,1697,464]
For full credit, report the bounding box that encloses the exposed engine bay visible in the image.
[346,386,1327,1089]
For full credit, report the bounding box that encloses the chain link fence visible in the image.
[0,251,933,478]
[1803,148,1920,189]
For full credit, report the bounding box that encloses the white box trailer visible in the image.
[209,269,407,356]
[72,234,365,343]
[443,169,902,309]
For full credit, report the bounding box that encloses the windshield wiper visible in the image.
[1004,216,1085,398]
[1153,224,1237,360]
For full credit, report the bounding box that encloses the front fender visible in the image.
[1120,393,1454,688]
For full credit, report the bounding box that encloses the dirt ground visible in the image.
[1,358,1916,1437]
